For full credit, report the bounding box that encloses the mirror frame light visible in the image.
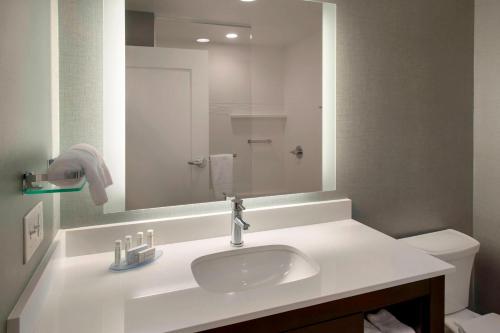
[103,0,126,213]
[322,2,336,190]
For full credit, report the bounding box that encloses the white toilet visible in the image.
[400,229,500,333]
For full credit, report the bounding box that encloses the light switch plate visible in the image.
[24,202,44,264]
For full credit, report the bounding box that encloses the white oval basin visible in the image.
[191,245,320,293]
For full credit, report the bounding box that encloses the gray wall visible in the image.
[60,0,474,243]
[336,0,474,238]
[474,0,500,314]
[0,0,57,332]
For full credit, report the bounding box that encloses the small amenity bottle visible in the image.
[125,235,132,253]
[147,229,154,248]
[114,240,122,265]
[136,232,144,246]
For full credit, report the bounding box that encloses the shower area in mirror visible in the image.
[123,0,333,211]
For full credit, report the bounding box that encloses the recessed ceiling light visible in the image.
[196,38,210,43]
[226,33,238,39]
[240,0,256,2]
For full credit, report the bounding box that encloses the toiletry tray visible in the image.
[109,249,163,272]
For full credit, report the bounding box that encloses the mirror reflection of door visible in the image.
[126,46,209,210]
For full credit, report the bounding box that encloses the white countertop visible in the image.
[36,220,453,333]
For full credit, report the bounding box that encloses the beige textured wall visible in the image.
[0,0,57,332]
[474,0,500,314]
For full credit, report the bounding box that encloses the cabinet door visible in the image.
[287,313,363,333]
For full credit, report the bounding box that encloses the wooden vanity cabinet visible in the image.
[202,276,444,333]
[287,313,364,333]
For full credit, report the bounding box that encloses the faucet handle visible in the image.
[231,196,245,211]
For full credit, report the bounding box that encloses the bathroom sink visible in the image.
[191,245,320,293]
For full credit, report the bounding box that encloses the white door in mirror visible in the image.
[23,202,44,264]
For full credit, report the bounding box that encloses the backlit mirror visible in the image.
[100,0,336,213]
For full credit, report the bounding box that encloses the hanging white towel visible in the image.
[48,144,113,206]
[367,309,416,333]
[364,319,382,333]
[210,154,233,200]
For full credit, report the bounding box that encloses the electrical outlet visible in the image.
[24,202,44,264]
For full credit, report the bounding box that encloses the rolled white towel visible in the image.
[48,144,113,206]
[367,309,415,333]
[72,143,113,187]
[365,319,382,333]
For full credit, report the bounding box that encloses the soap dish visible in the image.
[109,249,163,272]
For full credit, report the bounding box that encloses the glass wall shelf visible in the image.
[22,167,86,195]
[22,178,87,195]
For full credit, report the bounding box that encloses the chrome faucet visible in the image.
[229,196,250,247]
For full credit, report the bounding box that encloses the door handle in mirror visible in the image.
[187,157,207,168]
[290,145,304,159]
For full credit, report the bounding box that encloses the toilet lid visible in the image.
[458,313,500,333]
[400,229,479,260]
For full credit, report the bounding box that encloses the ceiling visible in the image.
[125,0,322,46]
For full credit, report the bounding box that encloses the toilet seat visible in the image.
[445,309,481,333]
[457,313,500,333]
[446,311,500,333]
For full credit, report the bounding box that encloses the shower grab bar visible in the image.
[248,139,272,144]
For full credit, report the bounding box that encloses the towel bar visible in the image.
[208,153,237,159]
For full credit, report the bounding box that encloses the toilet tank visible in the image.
[400,229,479,314]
